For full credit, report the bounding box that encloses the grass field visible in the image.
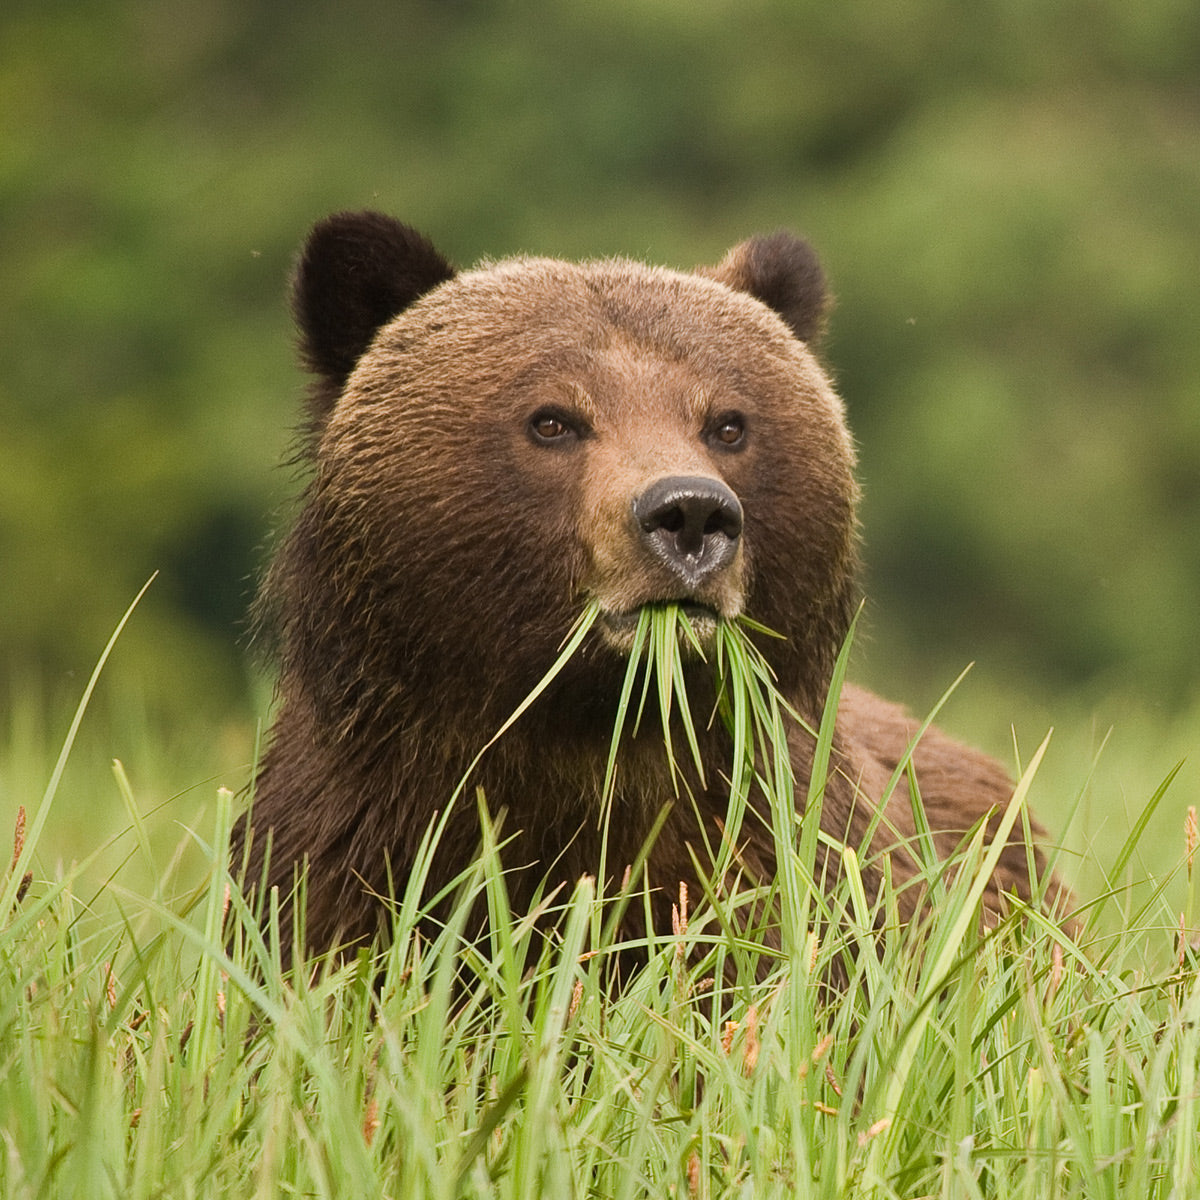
[2,609,1197,1198]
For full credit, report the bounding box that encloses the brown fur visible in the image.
[234,212,1068,961]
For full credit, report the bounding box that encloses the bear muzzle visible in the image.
[587,473,746,654]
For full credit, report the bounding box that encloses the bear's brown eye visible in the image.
[709,413,746,448]
[529,410,577,444]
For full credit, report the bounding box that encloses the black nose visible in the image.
[632,475,743,587]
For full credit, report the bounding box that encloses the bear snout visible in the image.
[632,475,743,589]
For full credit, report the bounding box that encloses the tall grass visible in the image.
[2,604,1198,1198]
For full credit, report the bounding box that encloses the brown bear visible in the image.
[234,210,1067,963]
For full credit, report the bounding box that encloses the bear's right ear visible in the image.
[699,231,830,345]
[292,211,456,389]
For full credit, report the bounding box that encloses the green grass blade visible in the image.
[3,574,157,915]
[451,600,601,806]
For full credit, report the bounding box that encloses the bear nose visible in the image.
[632,475,743,587]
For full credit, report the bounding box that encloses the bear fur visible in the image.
[234,211,1067,961]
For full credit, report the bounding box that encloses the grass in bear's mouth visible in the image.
[598,602,796,838]
[602,602,711,800]
[455,596,789,826]
[457,595,815,891]
[597,600,723,655]
[603,600,721,628]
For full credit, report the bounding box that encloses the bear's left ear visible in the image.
[292,211,456,388]
[699,231,830,345]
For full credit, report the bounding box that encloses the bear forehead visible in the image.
[378,255,810,367]
[348,254,840,427]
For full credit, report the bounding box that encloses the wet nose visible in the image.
[632,475,743,587]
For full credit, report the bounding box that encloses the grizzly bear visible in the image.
[234,211,1067,963]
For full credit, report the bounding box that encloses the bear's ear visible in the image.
[292,211,456,387]
[699,232,830,345]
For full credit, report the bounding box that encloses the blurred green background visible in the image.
[2,0,1198,902]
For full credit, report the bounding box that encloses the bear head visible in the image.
[266,212,859,752]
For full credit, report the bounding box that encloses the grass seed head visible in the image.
[1186,805,1197,875]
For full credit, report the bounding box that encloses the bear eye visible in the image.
[708,413,747,449]
[528,409,579,445]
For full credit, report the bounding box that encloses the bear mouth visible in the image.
[597,601,722,655]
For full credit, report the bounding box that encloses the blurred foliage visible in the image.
[2,0,1198,752]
